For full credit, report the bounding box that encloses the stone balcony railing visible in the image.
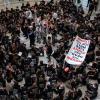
[0,0,41,10]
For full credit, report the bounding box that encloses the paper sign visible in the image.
[65,36,90,65]
[18,52,22,56]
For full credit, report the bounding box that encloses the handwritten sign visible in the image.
[65,36,90,65]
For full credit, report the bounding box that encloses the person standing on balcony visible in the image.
[93,0,98,11]
[88,0,94,17]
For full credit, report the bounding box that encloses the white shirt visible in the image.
[52,12,58,19]
[47,33,52,43]
[35,17,40,24]
[6,80,14,93]
[25,10,33,19]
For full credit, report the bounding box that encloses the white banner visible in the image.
[65,36,90,65]
[81,0,88,9]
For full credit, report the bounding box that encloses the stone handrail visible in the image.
[0,0,40,10]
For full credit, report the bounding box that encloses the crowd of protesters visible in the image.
[0,0,99,99]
